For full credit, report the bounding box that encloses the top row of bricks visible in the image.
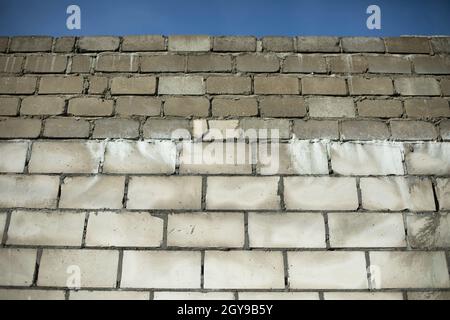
[1,35,449,54]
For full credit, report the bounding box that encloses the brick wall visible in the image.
[0,35,449,300]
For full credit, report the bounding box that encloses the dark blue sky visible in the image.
[0,0,449,36]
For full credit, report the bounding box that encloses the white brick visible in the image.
[330,142,404,175]
[238,292,319,300]
[159,76,205,95]
[248,212,326,248]
[38,249,119,288]
[288,251,368,289]
[206,177,280,210]
[7,210,85,246]
[369,251,450,288]
[328,212,406,248]
[168,35,211,52]
[284,177,358,210]
[0,175,59,208]
[121,251,201,289]
[204,251,284,289]
[0,248,36,286]
[405,143,450,175]
[127,176,202,210]
[59,176,125,209]
[85,211,164,247]
[103,141,176,174]
[360,177,435,211]
[70,290,149,300]
[167,212,244,248]
[0,142,28,173]
[407,213,450,248]
[28,141,104,173]
[308,97,355,118]
[437,178,450,210]
[0,289,65,300]
[154,291,234,300]
[324,292,403,300]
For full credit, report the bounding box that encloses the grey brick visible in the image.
[96,54,139,72]
[390,120,438,140]
[293,120,339,139]
[143,119,192,139]
[140,54,185,72]
[93,118,140,139]
[0,37,9,52]
[385,37,430,54]
[296,37,340,53]
[367,56,411,74]
[282,55,327,73]
[164,96,209,117]
[260,96,306,118]
[308,97,355,118]
[110,76,156,95]
[239,118,290,139]
[168,35,210,52]
[441,79,450,96]
[68,97,114,116]
[78,36,120,52]
[115,96,161,116]
[213,36,256,52]
[341,37,385,53]
[341,120,389,140]
[302,77,347,95]
[24,55,67,73]
[413,56,450,75]
[122,35,166,51]
[394,78,440,96]
[187,54,232,72]
[262,37,294,52]
[349,77,393,95]
[254,76,300,95]
[430,37,450,54]
[10,36,53,52]
[440,120,450,140]
[0,77,37,94]
[212,97,258,117]
[88,76,108,94]
[357,100,403,118]
[0,56,23,73]
[405,98,450,118]
[43,118,90,138]
[71,55,92,73]
[328,55,368,73]
[236,54,279,72]
[206,76,251,94]
[54,37,75,52]
[39,76,83,94]
[0,118,41,138]
[20,96,65,115]
[0,97,19,116]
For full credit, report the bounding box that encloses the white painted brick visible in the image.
[238,292,319,300]
[85,211,164,247]
[407,213,450,248]
[0,142,28,173]
[59,176,125,209]
[154,291,234,300]
[324,292,403,300]
[360,177,435,211]
[330,142,404,175]
[0,175,59,208]
[206,177,280,210]
[328,212,406,248]
[103,141,176,174]
[284,177,358,210]
[0,248,36,286]
[405,143,450,175]
[288,251,368,289]
[127,176,202,210]
[436,178,450,210]
[168,35,211,52]
[0,289,65,300]
[159,76,205,95]
[70,290,149,300]
[248,212,326,248]
[7,210,85,246]
[369,251,450,288]
[38,249,119,288]
[28,141,104,174]
[204,251,285,289]
[121,251,201,289]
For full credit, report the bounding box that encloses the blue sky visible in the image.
[0,0,449,36]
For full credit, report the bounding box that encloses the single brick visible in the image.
[68,97,113,116]
[369,251,449,288]
[436,178,450,210]
[239,118,291,139]
[407,213,450,248]
[197,119,241,141]
[88,76,108,94]
[78,36,120,52]
[341,37,385,52]
[0,56,24,73]
[0,142,28,173]
[390,120,437,140]
[296,36,340,53]
[158,76,204,95]
[282,55,327,73]
[0,249,36,286]
[116,96,161,116]
[93,118,140,138]
[168,35,210,52]
[10,36,52,52]
[248,212,326,248]
[206,76,251,94]
[7,210,85,246]
[143,119,192,139]
[385,37,430,54]
[407,292,450,300]
[206,176,280,210]
[167,212,245,248]
[288,251,368,289]
[284,177,358,210]
[328,212,406,248]
[440,120,450,140]
[440,79,450,96]
[0,37,9,52]
[24,55,67,73]
[38,249,119,288]
[328,55,368,73]
[254,76,300,94]
[71,55,92,73]
[394,78,440,96]
[70,291,149,300]
[324,292,403,300]
[0,118,41,138]
[430,37,450,53]
[204,251,284,289]
[59,176,125,209]
[404,143,450,175]
[0,175,59,208]
[239,292,320,300]
[293,120,339,139]
[302,77,347,95]
[262,37,294,52]
[96,53,139,72]
[28,141,104,174]
[357,99,403,118]
[187,54,232,72]
[212,97,258,117]
[308,97,355,118]
[154,291,234,300]
[236,54,279,72]
[405,98,450,118]
[0,77,37,94]
[0,289,65,300]
[121,251,201,289]
[54,37,75,52]
[110,76,156,95]
[140,54,185,72]
[127,176,202,210]
[260,96,306,117]
[360,177,435,211]
[367,56,411,74]
[348,77,393,95]
[413,56,450,74]
[212,36,256,52]
[86,211,164,247]
[39,76,83,94]
[0,97,19,115]
[122,35,165,51]
[43,118,90,138]
[20,96,65,115]
[164,96,209,117]
[341,120,389,140]
[103,140,176,174]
